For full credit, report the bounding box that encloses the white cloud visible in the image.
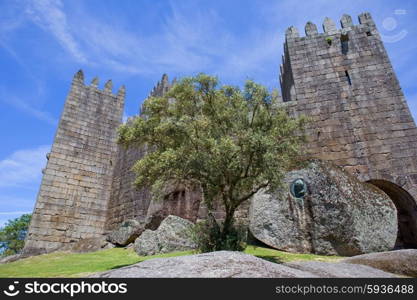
[69,3,221,75]
[0,145,50,188]
[0,87,57,126]
[2,0,415,91]
[16,0,287,81]
[8,96,57,125]
[25,0,87,63]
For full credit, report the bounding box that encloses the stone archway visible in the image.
[367,180,417,249]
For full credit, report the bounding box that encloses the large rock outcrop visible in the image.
[284,261,397,278]
[61,237,114,253]
[0,254,22,264]
[107,219,144,246]
[249,160,398,256]
[134,215,197,256]
[342,249,417,277]
[91,251,397,278]
[92,251,316,278]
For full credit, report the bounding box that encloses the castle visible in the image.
[23,13,417,255]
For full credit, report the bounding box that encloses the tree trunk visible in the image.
[202,189,221,232]
[221,205,236,240]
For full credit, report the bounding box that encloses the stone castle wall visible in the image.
[280,13,417,195]
[280,13,417,247]
[24,71,124,254]
[105,74,203,231]
[105,142,150,230]
[24,12,417,253]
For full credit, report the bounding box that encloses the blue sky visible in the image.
[0,0,416,227]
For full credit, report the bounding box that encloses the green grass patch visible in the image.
[0,246,342,278]
[244,245,342,264]
[0,248,194,278]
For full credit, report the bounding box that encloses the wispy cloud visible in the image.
[1,0,416,117]
[0,145,50,188]
[68,2,224,75]
[13,0,287,81]
[25,0,87,63]
[7,95,57,125]
[0,87,57,125]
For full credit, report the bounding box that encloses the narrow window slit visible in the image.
[341,34,349,55]
[345,70,352,85]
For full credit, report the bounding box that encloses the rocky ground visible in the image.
[342,249,417,277]
[91,251,399,278]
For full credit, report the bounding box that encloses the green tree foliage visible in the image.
[0,214,32,256]
[118,74,306,248]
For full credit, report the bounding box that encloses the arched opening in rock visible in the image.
[367,179,417,249]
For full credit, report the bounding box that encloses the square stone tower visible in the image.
[24,71,125,254]
[280,13,417,247]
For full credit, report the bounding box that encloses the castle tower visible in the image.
[106,74,174,230]
[280,13,417,248]
[106,74,202,231]
[149,73,173,97]
[24,71,125,254]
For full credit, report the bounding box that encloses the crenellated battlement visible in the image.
[71,70,125,100]
[139,73,176,114]
[279,12,386,104]
[285,12,376,40]
[149,73,176,98]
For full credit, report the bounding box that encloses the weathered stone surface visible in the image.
[156,215,197,253]
[342,249,417,277]
[322,17,337,34]
[91,251,317,278]
[134,215,196,256]
[133,230,160,256]
[284,261,397,278]
[106,76,172,231]
[249,160,397,256]
[145,184,202,230]
[24,70,125,254]
[61,237,114,253]
[0,254,22,264]
[107,219,144,246]
[21,246,47,257]
[92,251,398,278]
[105,76,203,232]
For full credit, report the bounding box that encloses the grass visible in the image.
[244,245,342,264]
[0,246,342,278]
[0,248,194,278]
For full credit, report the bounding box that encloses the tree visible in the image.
[0,214,32,256]
[118,74,306,248]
